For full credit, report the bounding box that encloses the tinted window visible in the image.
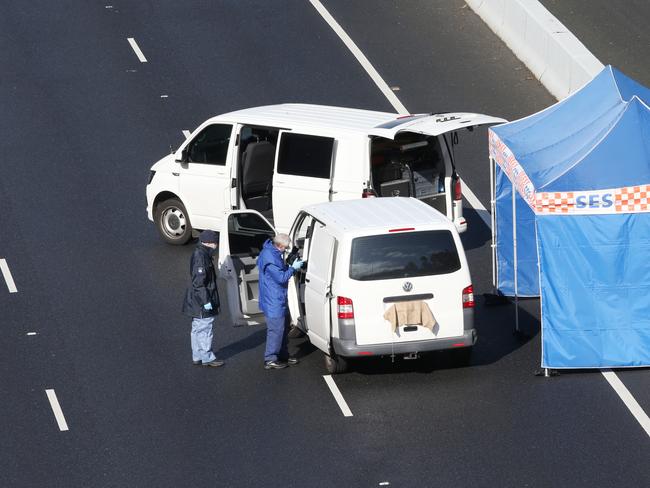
[292,213,315,260]
[277,133,334,178]
[188,124,232,165]
[349,230,460,281]
[228,213,274,256]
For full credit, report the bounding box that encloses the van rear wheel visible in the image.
[155,198,192,245]
[450,346,473,366]
[324,353,348,374]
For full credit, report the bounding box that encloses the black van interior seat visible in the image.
[241,141,275,199]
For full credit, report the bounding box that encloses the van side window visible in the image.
[227,213,274,257]
[277,133,334,179]
[187,124,233,165]
[293,214,315,260]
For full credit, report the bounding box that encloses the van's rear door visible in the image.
[349,229,468,346]
[218,210,275,326]
[368,113,506,139]
[272,131,335,232]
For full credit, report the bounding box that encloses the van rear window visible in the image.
[349,231,460,281]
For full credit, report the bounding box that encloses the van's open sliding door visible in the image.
[272,131,335,232]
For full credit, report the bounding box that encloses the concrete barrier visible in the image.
[466,0,604,100]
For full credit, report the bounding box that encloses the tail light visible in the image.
[362,189,377,198]
[337,296,354,319]
[453,174,462,201]
[462,285,475,308]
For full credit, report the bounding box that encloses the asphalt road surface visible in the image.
[540,0,650,85]
[1,1,648,487]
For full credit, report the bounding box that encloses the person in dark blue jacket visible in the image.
[257,233,304,369]
[182,230,224,367]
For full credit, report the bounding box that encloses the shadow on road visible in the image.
[347,295,541,375]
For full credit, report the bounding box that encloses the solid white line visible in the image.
[182,130,191,139]
[309,0,408,114]
[323,375,353,417]
[601,370,650,438]
[127,37,147,63]
[45,389,69,431]
[0,258,18,293]
[460,177,491,227]
[310,0,490,226]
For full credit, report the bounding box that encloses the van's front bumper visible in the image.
[332,328,477,358]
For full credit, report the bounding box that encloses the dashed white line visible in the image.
[0,258,18,293]
[45,389,69,431]
[127,37,147,63]
[323,375,353,417]
[26,332,38,336]
[602,370,650,438]
[182,130,191,139]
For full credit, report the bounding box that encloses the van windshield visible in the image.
[349,230,460,281]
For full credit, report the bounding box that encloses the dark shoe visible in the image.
[202,359,225,367]
[192,360,202,366]
[264,361,288,370]
[286,357,299,365]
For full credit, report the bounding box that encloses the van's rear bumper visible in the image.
[332,328,477,357]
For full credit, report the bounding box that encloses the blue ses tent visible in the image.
[488,65,650,368]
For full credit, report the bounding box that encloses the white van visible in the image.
[217,197,476,373]
[146,104,505,244]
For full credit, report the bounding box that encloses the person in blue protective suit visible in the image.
[182,230,224,367]
[257,233,304,369]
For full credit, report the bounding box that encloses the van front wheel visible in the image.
[155,198,192,245]
[324,353,348,374]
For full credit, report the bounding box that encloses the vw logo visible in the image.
[403,281,413,292]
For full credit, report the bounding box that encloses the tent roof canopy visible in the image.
[490,66,650,193]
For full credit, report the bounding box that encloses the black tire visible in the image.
[324,353,348,374]
[450,346,473,366]
[154,198,193,245]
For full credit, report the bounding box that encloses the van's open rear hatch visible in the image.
[368,112,506,139]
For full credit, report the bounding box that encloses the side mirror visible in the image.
[175,148,188,163]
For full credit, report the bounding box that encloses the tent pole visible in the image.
[512,180,520,333]
[490,157,497,291]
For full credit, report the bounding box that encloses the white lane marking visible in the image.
[45,389,69,431]
[602,370,650,438]
[182,130,191,139]
[160,94,169,98]
[309,0,408,114]
[127,37,147,63]
[460,177,491,227]
[310,0,489,228]
[0,258,18,293]
[323,375,353,417]
[26,332,38,336]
